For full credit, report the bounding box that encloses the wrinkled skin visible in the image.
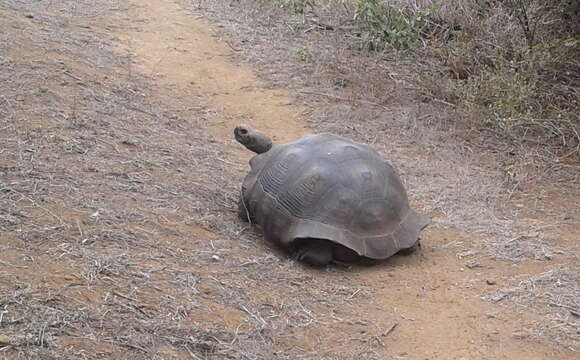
[234,124,272,154]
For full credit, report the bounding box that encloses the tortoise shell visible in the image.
[240,133,429,260]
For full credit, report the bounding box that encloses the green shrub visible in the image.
[267,0,316,13]
[296,44,313,61]
[354,0,435,51]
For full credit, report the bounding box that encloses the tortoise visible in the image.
[234,124,429,266]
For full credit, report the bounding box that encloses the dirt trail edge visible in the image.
[104,0,576,359]
[114,0,307,145]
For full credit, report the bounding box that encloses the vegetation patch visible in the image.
[246,0,579,157]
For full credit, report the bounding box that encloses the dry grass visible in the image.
[484,265,580,350]
[416,0,579,159]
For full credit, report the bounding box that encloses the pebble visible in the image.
[0,334,11,345]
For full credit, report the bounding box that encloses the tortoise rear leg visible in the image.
[295,239,333,267]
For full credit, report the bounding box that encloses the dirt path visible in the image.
[113,0,306,146]
[0,0,576,359]
[108,1,576,359]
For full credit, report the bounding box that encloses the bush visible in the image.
[354,0,435,50]
[419,0,579,152]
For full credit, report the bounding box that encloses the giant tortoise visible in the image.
[234,124,429,266]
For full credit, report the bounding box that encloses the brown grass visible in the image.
[485,265,580,350]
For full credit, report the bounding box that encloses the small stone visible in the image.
[486,279,496,285]
[211,255,220,261]
[0,334,11,345]
[490,294,506,302]
[121,138,139,146]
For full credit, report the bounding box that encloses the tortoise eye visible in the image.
[239,128,248,135]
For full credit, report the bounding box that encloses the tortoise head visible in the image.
[234,124,273,154]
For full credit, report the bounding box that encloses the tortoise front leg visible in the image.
[295,239,333,267]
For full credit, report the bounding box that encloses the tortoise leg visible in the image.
[295,239,333,267]
[332,244,361,264]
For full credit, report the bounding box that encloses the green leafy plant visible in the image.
[279,0,316,13]
[289,16,305,32]
[354,0,435,51]
[296,44,313,62]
